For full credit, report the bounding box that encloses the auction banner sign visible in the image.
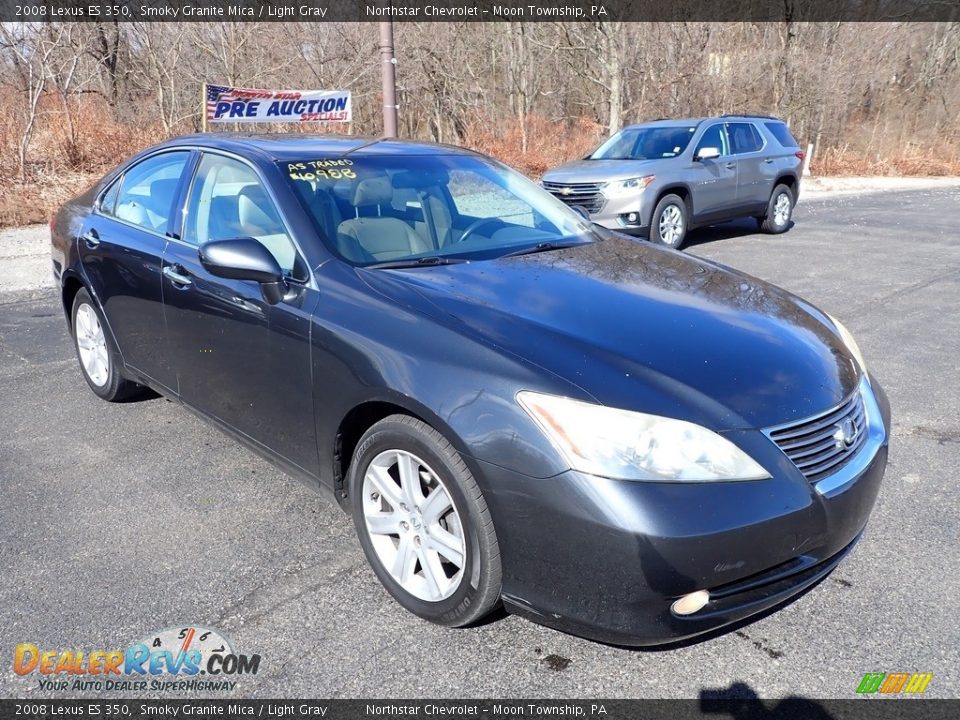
[204,84,351,125]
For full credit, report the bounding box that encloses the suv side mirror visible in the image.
[199,237,287,305]
[695,147,721,161]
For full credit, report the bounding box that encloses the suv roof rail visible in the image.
[720,113,783,121]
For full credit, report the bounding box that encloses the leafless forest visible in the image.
[1,21,958,225]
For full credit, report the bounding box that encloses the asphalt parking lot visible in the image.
[1,187,958,700]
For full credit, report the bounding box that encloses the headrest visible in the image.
[351,176,393,207]
[238,184,282,234]
[144,178,179,216]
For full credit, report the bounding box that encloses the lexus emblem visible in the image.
[833,418,858,449]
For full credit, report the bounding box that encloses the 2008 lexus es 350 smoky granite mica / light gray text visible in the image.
[50,134,889,646]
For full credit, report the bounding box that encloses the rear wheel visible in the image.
[650,194,689,249]
[349,414,501,627]
[71,288,142,402]
[759,184,794,234]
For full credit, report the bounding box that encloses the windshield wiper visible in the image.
[366,256,461,270]
[498,240,589,259]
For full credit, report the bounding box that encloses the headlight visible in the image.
[517,392,770,482]
[603,175,655,198]
[827,314,868,374]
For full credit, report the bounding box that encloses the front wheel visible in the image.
[650,194,689,249]
[349,415,502,627]
[759,184,795,234]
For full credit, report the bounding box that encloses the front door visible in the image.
[689,123,738,219]
[161,152,320,476]
[78,150,191,392]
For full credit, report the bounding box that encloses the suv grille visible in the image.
[541,181,606,214]
[766,389,867,482]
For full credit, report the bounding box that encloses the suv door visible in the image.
[78,150,191,392]
[689,123,737,219]
[161,152,321,475]
[727,122,770,210]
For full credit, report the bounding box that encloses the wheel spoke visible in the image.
[425,526,464,567]
[396,453,423,507]
[366,511,399,536]
[391,534,417,583]
[419,486,452,525]
[367,464,403,510]
[417,546,445,600]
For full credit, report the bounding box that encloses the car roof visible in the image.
[622,115,785,131]
[163,133,479,161]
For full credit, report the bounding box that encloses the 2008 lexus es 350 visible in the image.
[50,134,889,645]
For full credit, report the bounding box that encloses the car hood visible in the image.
[365,237,860,431]
[543,158,669,184]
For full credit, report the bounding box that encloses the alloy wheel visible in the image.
[75,303,109,387]
[659,204,684,245]
[361,449,466,602]
[773,192,791,226]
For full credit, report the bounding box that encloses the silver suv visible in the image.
[542,115,804,249]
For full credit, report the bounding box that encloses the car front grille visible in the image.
[766,388,867,482]
[541,181,606,214]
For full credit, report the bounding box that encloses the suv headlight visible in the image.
[517,392,770,482]
[603,175,655,198]
[827,314,868,374]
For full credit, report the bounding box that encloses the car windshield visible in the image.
[591,126,696,160]
[283,153,596,267]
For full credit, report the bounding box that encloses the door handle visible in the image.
[763,158,774,164]
[162,265,192,287]
[724,162,736,170]
[81,229,100,248]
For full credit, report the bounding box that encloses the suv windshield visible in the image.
[591,126,696,160]
[284,154,595,267]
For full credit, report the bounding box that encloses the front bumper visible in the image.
[476,379,890,646]
[587,192,652,234]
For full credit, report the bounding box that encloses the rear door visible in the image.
[77,150,192,392]
[161,151,321,475]
[727,122,770,210]
[689,122,738,218]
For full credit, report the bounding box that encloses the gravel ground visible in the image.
[0,184,958,701]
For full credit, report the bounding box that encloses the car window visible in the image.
[591,126,696,160]
[447,171,536,228]
[107,151,190,235]
[99,176,122,215]
[285,154,593,266]
[184,154,300,276]
[728,123,765,154]
[765,121,799,148]
[696,124,728,156]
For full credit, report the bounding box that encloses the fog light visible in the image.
[626,212,639,223]
[671,589,710,616]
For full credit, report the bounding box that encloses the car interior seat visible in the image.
[337,177,430,262]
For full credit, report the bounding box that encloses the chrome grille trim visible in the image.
[765,387,868,483]
[541,180,606,214]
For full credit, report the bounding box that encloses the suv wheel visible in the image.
[651,194,688,249]
[349,414,502,627]
[759,184,794,234]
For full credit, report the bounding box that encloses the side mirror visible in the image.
[695,147,721,161]
[199,237,287,305]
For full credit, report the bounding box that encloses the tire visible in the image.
[650,193,689,249]
[760,184,795,234]
[70,288,141,402]
[349,414,501,627]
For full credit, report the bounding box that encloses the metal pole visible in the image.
[201,82,208,133]
[379,20,398,137]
